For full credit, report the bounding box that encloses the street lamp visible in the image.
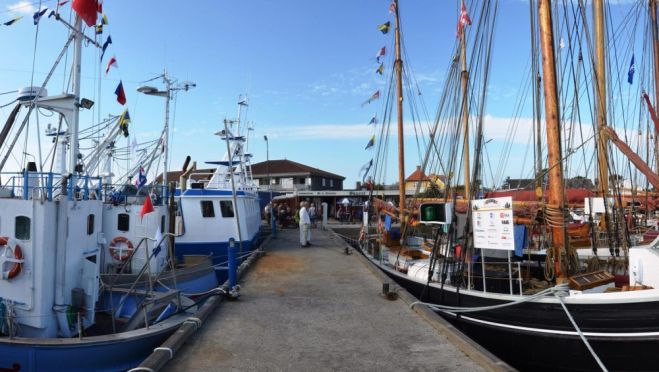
[264,135,276,237]
[137,72,195,197]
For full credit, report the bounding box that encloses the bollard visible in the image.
[228,238,237,290]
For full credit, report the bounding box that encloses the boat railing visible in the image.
[0,171,103,202]
[465,260,523,296]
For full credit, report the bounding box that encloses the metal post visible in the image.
[162,73,171,201]
[228,238,237,289]
[265,135,276,237]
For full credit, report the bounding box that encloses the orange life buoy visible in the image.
[0,237,24,280]
[109,236,134,261]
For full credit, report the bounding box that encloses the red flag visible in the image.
[97,0,103,13]
[115,81,126,105]
[140,194,154,220]
[457,3,472,38]
[72,0,98,27]
[105,55,117,75]
[376,46,386,63]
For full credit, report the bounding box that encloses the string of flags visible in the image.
[361,90,380,107]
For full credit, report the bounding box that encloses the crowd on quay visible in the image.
[264,202,319,229]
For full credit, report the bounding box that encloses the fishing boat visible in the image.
[174,98,262,283]
[355,1,659,371]
[0,3,211,370]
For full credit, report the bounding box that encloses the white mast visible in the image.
[68,16,83,175]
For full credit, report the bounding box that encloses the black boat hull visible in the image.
[377,262,659,371]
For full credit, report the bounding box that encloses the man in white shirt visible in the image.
[299,201,311,247]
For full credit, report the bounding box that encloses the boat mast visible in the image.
[460,0,471,200]
[393,0,406,225]
[594,0,609,195]
[69,16,83,175]
[538,0,567,280]
[651,0,659,173]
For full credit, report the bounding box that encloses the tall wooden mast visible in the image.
[594,0,609,194]
[651,0,659,174]
[538,0,566,279]
[460,0,471,200]
[393,0,406,225]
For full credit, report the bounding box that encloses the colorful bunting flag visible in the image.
[3,16,23,26]
[628,54,635,85]
[135,166,147,188]
[102,13,108,25]
[376,63,384,75]
[361,90,380,107]
[101,35,112,61]
[97,0,103,14]
[115,81,126,105]
[119,109,130,137]
[105,55,117,75]
[389,1,397,14]
[359,159,373,183]
[58,1,70,6]
[140,194,154,221]
[369,116,378,125]
[378,21,390,34]
[95,23,103,34]
[376,46,386,63]
[456,2,472,38]
[365,135,375,150]
[48,10,56,18]
[33,8,48,25]
[72,0,98,27]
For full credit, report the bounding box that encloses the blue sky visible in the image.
[0,0,648,188]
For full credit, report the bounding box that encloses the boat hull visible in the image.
[0,314,187,372]
[372,258,659,371]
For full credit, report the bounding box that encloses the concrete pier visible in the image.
[164,227,506,371]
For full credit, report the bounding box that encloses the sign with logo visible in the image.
[471,196,514,250]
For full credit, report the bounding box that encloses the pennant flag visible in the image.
[369,116,378,125]
[359,159,373,183]
[95,23,103,34]
[58,1,70,6]
[376,46,386,63]
[3,16,23,26]
[48,10,56,18]
[140,193,154,221]
[101,35,112,61]
[361,90,380,107]
[378,21,390,34]
[119,109,130,137]
[365,135,375,150]
[628,54,635,85]
[153,224,163,257]
[389,1,397,14]
[456,2,472,38]
[102,13,108,25]
[105,55,117,75]
[135,166,147,188]
[72,0,98,27]
[114,81,126,105]
[376,63,384,75]
[97,0,103,14]
[33,8,48,25]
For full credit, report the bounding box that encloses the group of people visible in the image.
[264,201,317,247]
[264,201,318,229]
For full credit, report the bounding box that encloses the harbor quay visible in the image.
[162,227,507,371]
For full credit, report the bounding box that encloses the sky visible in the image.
[0,0,649,189]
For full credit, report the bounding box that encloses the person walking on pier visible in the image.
[299,201,311,247]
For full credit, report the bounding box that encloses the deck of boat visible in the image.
[162,226,508,371]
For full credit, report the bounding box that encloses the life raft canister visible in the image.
[0,237,24,280]
[109,236,134,261]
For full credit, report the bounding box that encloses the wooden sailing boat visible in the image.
[357,1,659,370]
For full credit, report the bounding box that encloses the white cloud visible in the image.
[7,1,36,15]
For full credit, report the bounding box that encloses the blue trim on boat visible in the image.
[175,234,261,283]
[174,189,259,197]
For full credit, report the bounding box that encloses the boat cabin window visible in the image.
[161,215,166,233]
[118,213,130,232]
[220,200,235,218]
[15,216,30,240]
[201,200,215,218]
[87,214,95,235]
